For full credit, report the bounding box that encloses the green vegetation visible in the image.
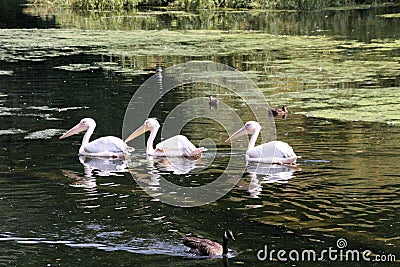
[2,28,399,124]
[29,0,392,11]
[70,0,140,10]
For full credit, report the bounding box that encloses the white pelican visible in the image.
[59,118,133,157]
[225,121,299,165]
[125,118,205,159]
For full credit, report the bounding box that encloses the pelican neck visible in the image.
[146,126,159,155]
[248,128,260,150]
[82,124,95,146]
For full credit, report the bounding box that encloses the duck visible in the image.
[268,105,288,116]
[59,118,133,157]
[209,95,219,109]
[183,229,235,256]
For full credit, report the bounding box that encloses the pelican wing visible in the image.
[273,141,296,158]
[155,135,196,156]
[156,135,196,150]
[83,136,133,155]
[247,141,294,158]
[247,141,298,164]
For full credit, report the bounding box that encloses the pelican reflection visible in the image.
[244,162,300,198]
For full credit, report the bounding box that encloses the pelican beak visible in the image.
[59,123,86,139]
[225,126,247,143]
[125,124,150,143]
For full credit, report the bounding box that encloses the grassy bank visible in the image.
[29,0,391,11]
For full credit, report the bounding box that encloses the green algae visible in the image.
[379,13,400,18]
[0,70,13,76]
[0,128,27,136]
[54,63,100,71]
[1,28,399,125]
[24,129,65,140]
[281,87,400,125]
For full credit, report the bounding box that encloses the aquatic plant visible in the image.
[71,0,140,10]
[28,0,393,11]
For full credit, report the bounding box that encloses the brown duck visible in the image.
[269,105,288,116]
[183,230,235,256]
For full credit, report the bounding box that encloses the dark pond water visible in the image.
[0,1,399,266]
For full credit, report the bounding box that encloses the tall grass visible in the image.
[29,0,390,11]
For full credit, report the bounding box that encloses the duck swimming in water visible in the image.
[183,229,235,256]
[268,105,288,116]
[209,95,219,110]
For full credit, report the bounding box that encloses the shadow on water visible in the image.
[0,0,57,28]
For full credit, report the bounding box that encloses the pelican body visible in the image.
[60,118,133,157]
[183,230,235,256]
[125,118,205,159]
[225,121,299,165]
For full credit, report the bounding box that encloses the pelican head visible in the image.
[60,118,96,139]
[125,118,160,143]
[225,121,261,142]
